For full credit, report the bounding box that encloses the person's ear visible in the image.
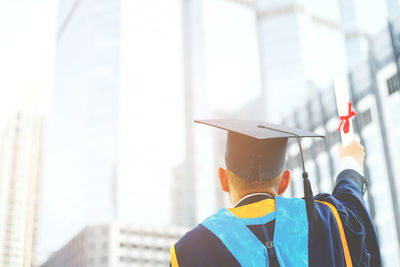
[218,168,229,192]
[278,169,291,195]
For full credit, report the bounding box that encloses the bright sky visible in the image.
[0,0,56,128]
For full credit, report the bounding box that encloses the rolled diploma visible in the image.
[334,75,354,146]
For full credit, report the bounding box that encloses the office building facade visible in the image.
[42,0,121,260]
[44,0,184,261]
[284,21,400,266]
[253,0,348,121]
[41,222,187,267]
[0,89,45,267]
[176,0,263,226]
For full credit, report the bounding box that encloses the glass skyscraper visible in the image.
[42,0,121,261]
[283,21,400,266]
[43,0,184,262]
[254,0,348,121]
[0,89,45,267]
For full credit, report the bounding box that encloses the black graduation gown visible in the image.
[170,169,381,266]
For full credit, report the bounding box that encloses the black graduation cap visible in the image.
[195,119,324,222]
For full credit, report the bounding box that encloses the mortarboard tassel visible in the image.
[255,123,319,222]
[302,171,317,222]
[296,137,318,223]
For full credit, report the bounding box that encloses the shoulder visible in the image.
[334,169,367,198]
[173,224,239,266]
[314,192,381,266]
[175,224,214,249]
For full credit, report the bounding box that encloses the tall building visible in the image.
[42,0,121,260]
[175,0,210,227]
[42,0,184,261]
[283,20,400,266]
[0,88,45,267]
[254,0,348,121]
[175,0,263,226]
[41,222,188,267]
[337,0,370,69]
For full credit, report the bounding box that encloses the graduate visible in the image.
[170,119,381,267]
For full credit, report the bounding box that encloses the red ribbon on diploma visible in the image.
[337,102,357,134]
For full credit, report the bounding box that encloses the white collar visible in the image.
[233,192,273,208]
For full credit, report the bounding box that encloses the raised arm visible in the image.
[333,139,367,200]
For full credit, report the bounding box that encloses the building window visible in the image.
[101,256,108,263]
[359,109,372,128]
[386,75,400,95]
[102,228,108,235]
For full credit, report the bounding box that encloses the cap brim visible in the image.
[195,119,324,139]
